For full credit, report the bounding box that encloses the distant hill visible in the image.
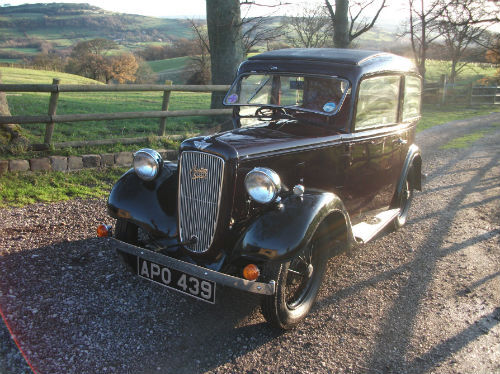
[0,2,406,63]
[0,3,194,59]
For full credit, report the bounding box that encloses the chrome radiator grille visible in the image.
[178,151,225,253]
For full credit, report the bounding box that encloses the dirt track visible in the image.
[0,112,499,374]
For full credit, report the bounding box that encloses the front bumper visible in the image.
[112,238,276,296]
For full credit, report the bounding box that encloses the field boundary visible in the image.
[0,80,231,150]
[0,148,179,174]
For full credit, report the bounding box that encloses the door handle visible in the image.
[393,138,407,145]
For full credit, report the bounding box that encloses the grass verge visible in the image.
[440,122,499,150]
[418,104,499,132]
[0,167,127,208]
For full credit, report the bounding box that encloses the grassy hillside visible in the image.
[0,3,193,58]
[147,57,191,73]
[0,66,102,84]
[0,66,212,148]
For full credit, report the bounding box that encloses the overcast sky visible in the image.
[0,0,408,20]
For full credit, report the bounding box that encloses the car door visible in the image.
[343,74,404,217]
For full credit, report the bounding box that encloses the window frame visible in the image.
[401,73,423,123]
[352,73,403,132]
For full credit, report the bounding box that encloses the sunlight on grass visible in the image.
[418,104,499,132]
[440,131,488,150]
[0,168,127,207]
[440,123,498,150]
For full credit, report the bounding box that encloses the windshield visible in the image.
[224,73,349,115]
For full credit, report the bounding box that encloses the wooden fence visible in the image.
[423,74,500,105]
[0,79,232,150]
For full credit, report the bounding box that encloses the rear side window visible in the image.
[355,75,400,130]
[402,75,421,121]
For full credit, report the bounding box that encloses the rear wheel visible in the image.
[394,172,414,229]
[261,238,328,330]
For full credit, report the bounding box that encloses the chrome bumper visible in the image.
[112,238,276,296]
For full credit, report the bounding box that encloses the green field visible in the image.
[147,57,191,73]
[0,66,214,149]
[425,60,497,84]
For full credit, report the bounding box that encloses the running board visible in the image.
[351,208,400,244]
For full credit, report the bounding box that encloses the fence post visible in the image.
[44,78,60,146]
[440,74,447,106]
[158,80,172,136]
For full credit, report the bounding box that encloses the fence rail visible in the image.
[470,86,500,105]
[422,74,500,105]
[0,80,232,150]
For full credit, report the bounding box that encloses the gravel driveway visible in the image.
[1,113,499,374]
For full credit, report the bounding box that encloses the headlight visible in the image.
[244,167,281,204]
[133,148,162,181]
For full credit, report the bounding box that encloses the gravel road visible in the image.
[1,112,499,374]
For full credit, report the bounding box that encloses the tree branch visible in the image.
[350,0,387,41]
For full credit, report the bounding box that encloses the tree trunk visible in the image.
[334,0,350,48]
[206,0,244,109]
[449,59,458,84]
[0,73,28,147]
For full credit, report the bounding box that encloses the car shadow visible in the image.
[360,149,500,373]
[0,237,279,374]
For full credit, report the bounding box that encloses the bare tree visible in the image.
[405,0,444,81]
[187,20,212,85]
[324,0,387,49]
[241,16,286,53]
[286,4,332,48]
[438,0,493,83]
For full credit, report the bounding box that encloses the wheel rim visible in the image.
[285,242,318,310]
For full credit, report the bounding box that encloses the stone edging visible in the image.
[0,149,178,174]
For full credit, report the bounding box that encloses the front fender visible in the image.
[107,163,178,237]
[232,192,353,263]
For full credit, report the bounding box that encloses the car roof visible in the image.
[249,48,394,66]
[241,48,419,79]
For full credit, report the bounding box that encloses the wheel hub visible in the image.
[307,264,314,278]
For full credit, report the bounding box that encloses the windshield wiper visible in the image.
[247,76,271,103]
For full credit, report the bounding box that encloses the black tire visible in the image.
[261,238,329,330]
[393,172,414,229]
[114,218,138,244]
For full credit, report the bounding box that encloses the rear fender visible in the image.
[395,144,422,200]
[231,192,354,263]
[107,163,178,237]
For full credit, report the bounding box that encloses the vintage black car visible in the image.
[104,48,423,330]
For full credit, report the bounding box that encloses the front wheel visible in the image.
[261,239,328,330]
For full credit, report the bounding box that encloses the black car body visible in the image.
[107,48,423,329]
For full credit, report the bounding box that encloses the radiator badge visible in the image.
[191,167,208,180]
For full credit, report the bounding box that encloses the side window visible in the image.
[402,75,422,122]
[355,75,400,130]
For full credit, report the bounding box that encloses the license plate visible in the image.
[137,257,216,304]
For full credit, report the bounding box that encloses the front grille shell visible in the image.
[178,151,225,253]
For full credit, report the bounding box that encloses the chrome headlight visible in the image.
[133,148,162,181]
[244,167,281,204]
